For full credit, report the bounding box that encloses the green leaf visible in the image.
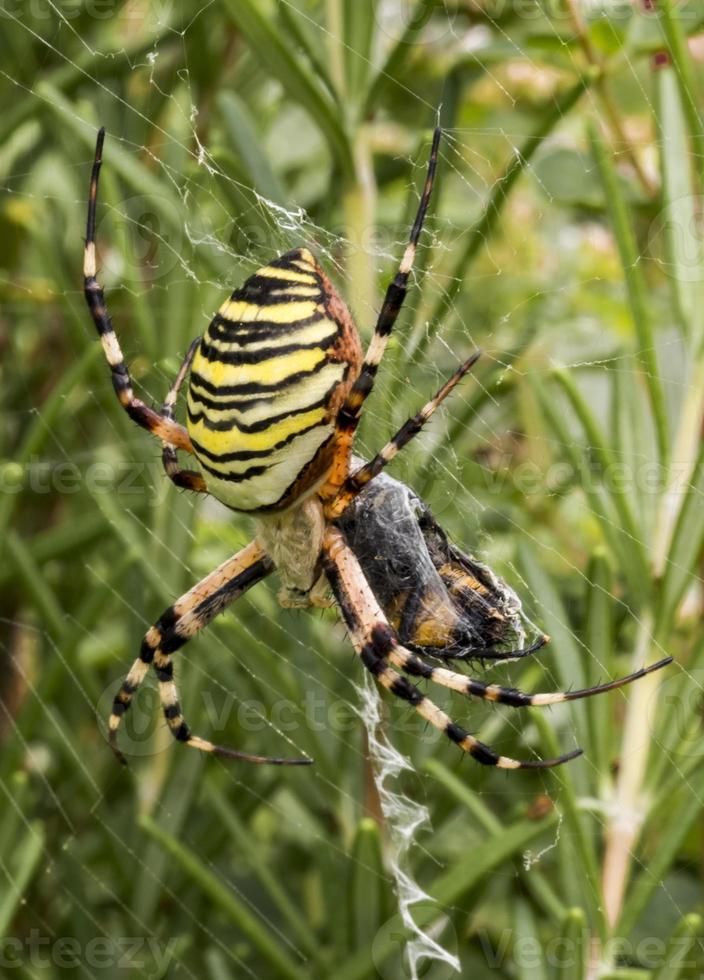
[0,822,46,936]
[347,818,388,952]
[655,64,704,338]
[222,0,353,179]
[589,122,669,463]
[652,912,703,980]
[557,907,587,980]
[139,815,309,980]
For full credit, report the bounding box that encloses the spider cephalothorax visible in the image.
[84,127,670,771]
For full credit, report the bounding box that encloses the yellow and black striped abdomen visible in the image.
[187,248,361,512]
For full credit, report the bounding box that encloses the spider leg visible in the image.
[386,642,672,706]
[108,539,311,767]
[325,127,441,493]
[321,525,582,770]
[83,128,194,455]
[327,350,481,517]
[423,634,550,663]
[160,337,208,493]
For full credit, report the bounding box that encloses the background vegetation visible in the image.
[1,1,704,977]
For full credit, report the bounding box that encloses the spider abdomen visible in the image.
[187,248,361,512]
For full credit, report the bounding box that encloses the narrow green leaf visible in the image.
[557,907,587,980]
[657,0,704,186]
[531,712,603,939]
[658,437,704,630]
[217,92,286,205]
[6,531,66,638]
[655,65,704,336]
[365,0,447,113]
[36,82,185,236]
[514,899,547,980]
[518,543,589,700]
[422,759,500,833]
[337,813,558,980]
[222,0,353,179]
[0,344,101,552]
[530,377,636,589]
[347,817,388,952]
[618,766,704,937]
[343,0,375,108]
[551,367,650,595]
[206,782,320,959]
[277,0,337,102]
[610,358,657,542]
[0,821,46,936]
[652,912,702,980]
[426,73,596,339]
[584,549,615,774]
[139,815,309,980]
[589,123,668,463]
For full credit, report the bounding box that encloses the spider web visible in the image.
[1,1,702,978]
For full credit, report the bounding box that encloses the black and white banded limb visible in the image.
[327,127,442,490]
[322,526,671,770]
[328,349,481,518]
[83,127,197,459]
[160,338,208,493]
[107,539,311,767]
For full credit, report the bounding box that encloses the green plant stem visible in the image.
[658,0,704,186]
[424,72,595,344]
[326,0,346,101]
[600,609,657,933]
[139,815,309,980]
[564,0,656,197]
[589,123,669,465]
[342,122,378,331]
[651,352,704,579]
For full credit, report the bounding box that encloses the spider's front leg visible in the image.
[83,128,195,456]
[159,337,208,493]
[321,526,581,770]
[108,539,311,767]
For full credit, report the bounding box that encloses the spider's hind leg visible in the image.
[322,525,584,770]
[388,642,672,708]
[107,541,311,767]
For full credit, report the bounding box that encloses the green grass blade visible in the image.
[589,123,669,462]
[217,92,286,205]
[551,367,649,593]
[617,767,704,938]
[0,821,46,936]
[655,64,704,337]
[222,0,353,179]
[652,912,703,980]
[426,73,595,338]
[139,814,309,980]
[657,0,704,185]
[557,907,587,980]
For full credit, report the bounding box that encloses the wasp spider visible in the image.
[84,127,670,770]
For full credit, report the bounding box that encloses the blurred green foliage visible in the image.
[1,1,704,978]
